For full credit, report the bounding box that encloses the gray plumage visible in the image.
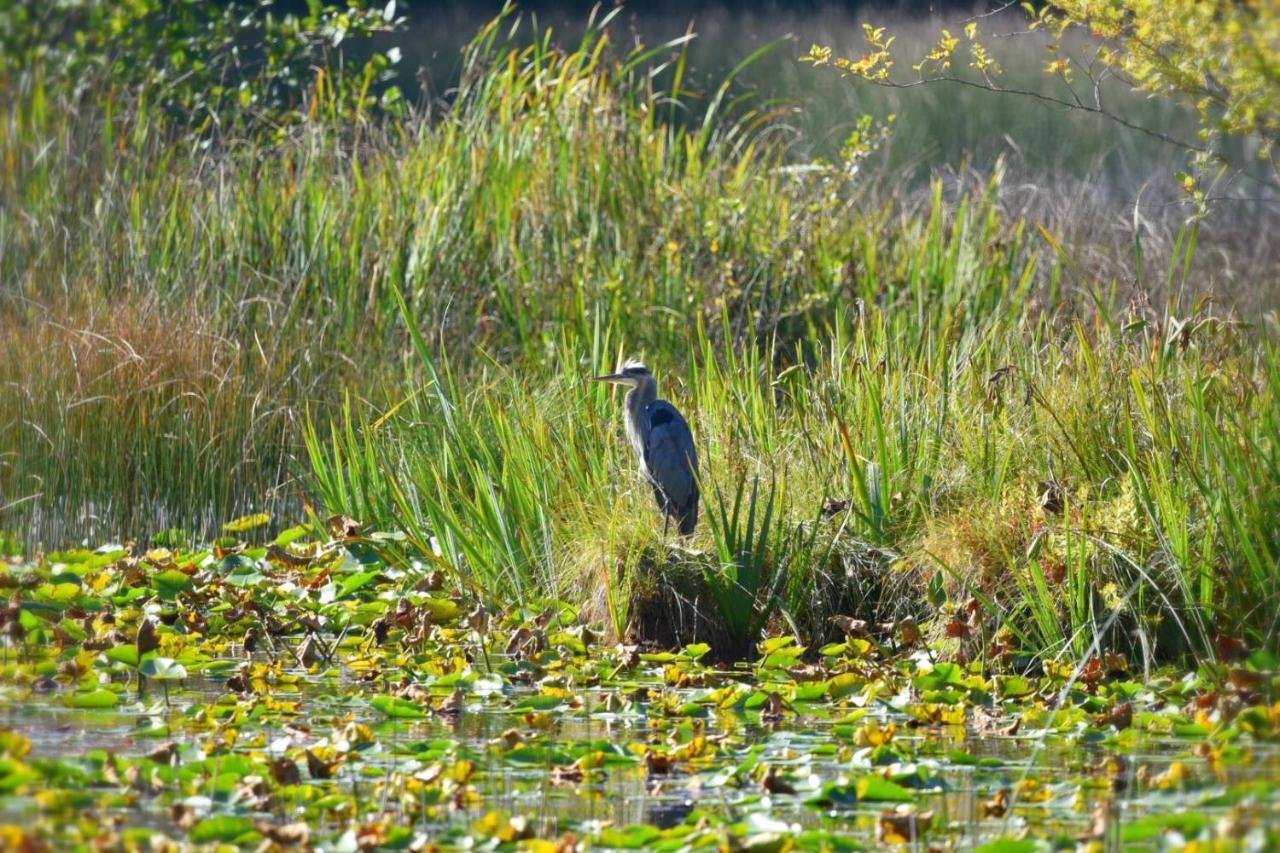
[595,360,699,535]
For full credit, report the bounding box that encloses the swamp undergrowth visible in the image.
[1,1,1279,848]
[0,519,1277,848]
[2,3,1276,664]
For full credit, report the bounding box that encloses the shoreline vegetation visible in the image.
[3,4,1276,661]
[2,3,1278,848]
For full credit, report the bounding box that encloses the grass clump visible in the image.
[301,19,1279,659]
[1,6,1276,664]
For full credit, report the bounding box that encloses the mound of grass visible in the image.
[1,7,1276,662]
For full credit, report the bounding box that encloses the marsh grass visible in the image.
[2,6,1277,659]
[0,298,298,545]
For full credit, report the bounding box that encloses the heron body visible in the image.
[595,360,699,535]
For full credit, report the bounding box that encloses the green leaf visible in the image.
[855,775,916,802]
[152,569,193,599]
[224,513,271,533]
[219,555,264,587]
[338,570,380,598]
[189,815,257,843]
[274,525,310,546]
[104,645,140,667]
[996,675,1034,699]
[596,825,661,848]
[151,528,189,548]
[65,689,119,709]
[759,636,803,654]
[914,662,964,690]
[370,695,428,719]
[1121,812,1207,842]
[975,840,1040,853]
[139,657,187,680]
[808,775,916,807]
[420,598,461,622]
[682,643,711,660]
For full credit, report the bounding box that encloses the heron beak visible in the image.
[592,373,627,384]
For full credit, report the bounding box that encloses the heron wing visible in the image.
[642,401,699,525]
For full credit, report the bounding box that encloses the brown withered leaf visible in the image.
[135,616,159,657]
[1228,667,1263,691]
[1215,634,1250,663]
[829,615,870,638]
[822,497,851,516]
[266,543,312,568]
[256,821,310,847]
[550,763,586,786]
[505,626,547,660]
[760,691,793,723]
[760,765,796,795]
[305,750,338,780]
[877,809,934,844]
[1095,701,1133,730]
[895,617,922,645]
[644,751,673,776]
[145,742,179,765]
[1038,479,1066,515]
[170,803,198,831]
[980,789,1008,818]
[270,757,302,786]
[327,514,363,540]
[786,663,827,682]
[1103,651,1130,675]
[1079,656,1105,686]
[354,822,388,849]
[414,570,446,592]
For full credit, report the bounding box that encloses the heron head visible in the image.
[593,359,651,387]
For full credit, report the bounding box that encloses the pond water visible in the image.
[3,659,1277,850]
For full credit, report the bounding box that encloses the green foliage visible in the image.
[0,0,407,134]
[1038,0,1279,176]
[0,6,1276,661]
[702,477,785,654]
[805,1,1280,193]
[4,528,1278,848]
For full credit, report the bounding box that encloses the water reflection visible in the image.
[2,668,1277,847]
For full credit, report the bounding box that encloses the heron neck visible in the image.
[626,379,657,415]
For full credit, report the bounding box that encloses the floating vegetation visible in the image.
[0,523,1276,849]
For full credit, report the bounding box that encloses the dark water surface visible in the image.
[3,663,1277,848]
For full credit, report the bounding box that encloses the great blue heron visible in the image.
[594,360,699,536]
